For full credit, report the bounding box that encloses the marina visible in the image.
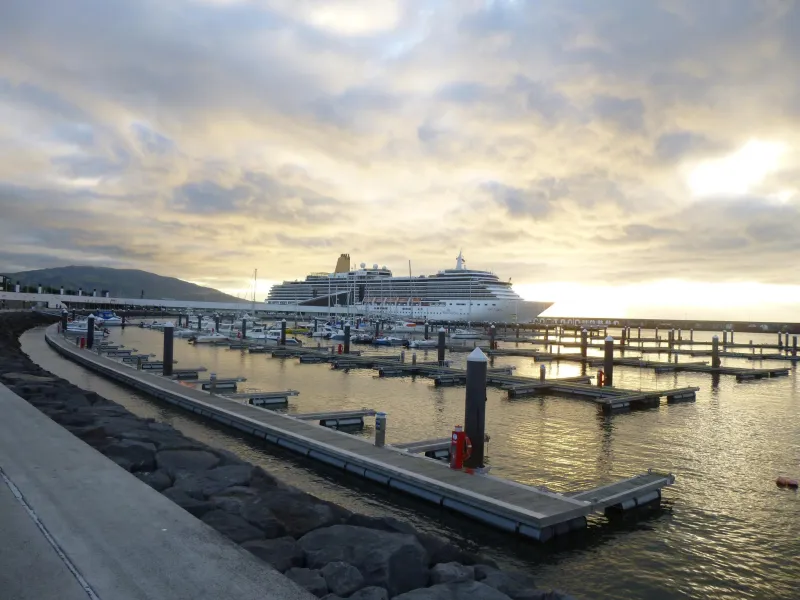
[22,317,800,600]
[46,324,674,542]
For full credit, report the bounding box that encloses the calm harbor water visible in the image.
[22,326,800,600]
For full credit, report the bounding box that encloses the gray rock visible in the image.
[92,416,151,437]
[135,469,173,492]
[239,496,287,539]
[348,586,389,600]
[474,566,538,600]
[248,489,348,538]
[299,525,428,597]
[209,486,259,514]
[119,429,206,451]
[1,372,59,383]
[162,487,216,517]
[430,563,474,585]
[320,595,343,600]
[345,514,418,536]
[200,510,264,543]
[156,449,220,474]
[249,466,285,490]
[241,536,304,572]
[285,567,328,597]
[418,534,496,568]
[321,561,364,596]
[104,439,157,472]
[393,581,512,600]
[173,464,253,498]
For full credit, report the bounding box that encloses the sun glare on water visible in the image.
[686,139,786,197]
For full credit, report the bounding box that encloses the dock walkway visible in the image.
[46,326,674,542]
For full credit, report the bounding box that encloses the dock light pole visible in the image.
[603,336,614,386]
[344,323,351,354]
[86,314,95,350]
[375,412,387,447]
[437,327,446,366]
[489,324,496,350]
[712,335,721,369]
[580,328,588,358]
[280,319,287,345]
[464,348,488,469]
[163,322,174,377]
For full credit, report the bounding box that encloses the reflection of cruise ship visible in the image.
[266,252,552,322]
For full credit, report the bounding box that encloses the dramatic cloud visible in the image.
[1,0,799,315]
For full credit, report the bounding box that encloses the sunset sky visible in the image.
[1,1,799,319]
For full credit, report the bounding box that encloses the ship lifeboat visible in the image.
[776,476,798,489]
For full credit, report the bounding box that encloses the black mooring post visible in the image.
[463,348,488,469]
[163,322,174,377]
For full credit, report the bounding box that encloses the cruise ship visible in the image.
[266,252,552,322]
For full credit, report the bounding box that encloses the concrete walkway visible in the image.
[0,382,313,600]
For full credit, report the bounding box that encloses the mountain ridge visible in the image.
[1,266,246,303]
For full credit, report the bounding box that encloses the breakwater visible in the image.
[0,313,572,600]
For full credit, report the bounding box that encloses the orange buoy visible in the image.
[776,476,799,489]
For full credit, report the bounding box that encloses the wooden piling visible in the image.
[163,322,174,377]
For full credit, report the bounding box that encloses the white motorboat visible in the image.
[408,339,438,349]
[450,328,483,339]
[387,321,424,333]
[97,311,123,326]
[374,336,409,347]
[190,332,230,344]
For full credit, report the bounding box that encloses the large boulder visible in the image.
[201,510,264,543]
[344,514,418,536]
[348,587,389,600]
[321,561,365,596]
[285,568,328,597]
[172,465,254,498]
[299,525,428,597]
[430,563,474,585]
[238,497,287,539]
[156,449,220,474]
[243,490,348,538]
[104,440,156,472]
[393,581,512,600]
[474,566,539,600]
[119,429,207,451]
[417,533,497,568]
[135,469,173,492]
[91,416,152,437]
[209,486,259,514]
[241,536,304,572]
[162,488,216,517]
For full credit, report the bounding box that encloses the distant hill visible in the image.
[2,266,246,303]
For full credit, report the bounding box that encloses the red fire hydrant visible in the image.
[449,425,472,470]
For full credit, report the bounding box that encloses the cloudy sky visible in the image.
[1,0,799,318]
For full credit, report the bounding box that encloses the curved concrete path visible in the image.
[0,382,313,600]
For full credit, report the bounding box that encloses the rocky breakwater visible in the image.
[2,313,576,600]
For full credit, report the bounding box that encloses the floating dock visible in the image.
[46,326,676,542]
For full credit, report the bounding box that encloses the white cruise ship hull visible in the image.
[358,299,551,323]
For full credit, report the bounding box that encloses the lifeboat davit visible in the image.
[776,476,798,489]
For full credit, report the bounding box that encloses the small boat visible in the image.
[409,339,437,349]
[351,334,374,344]
[776,476,799,489]
[387,321,424,333]
[450,328,482,339]
[374,336,409,347]
[190,332,230,344]
[97,311,123,326]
